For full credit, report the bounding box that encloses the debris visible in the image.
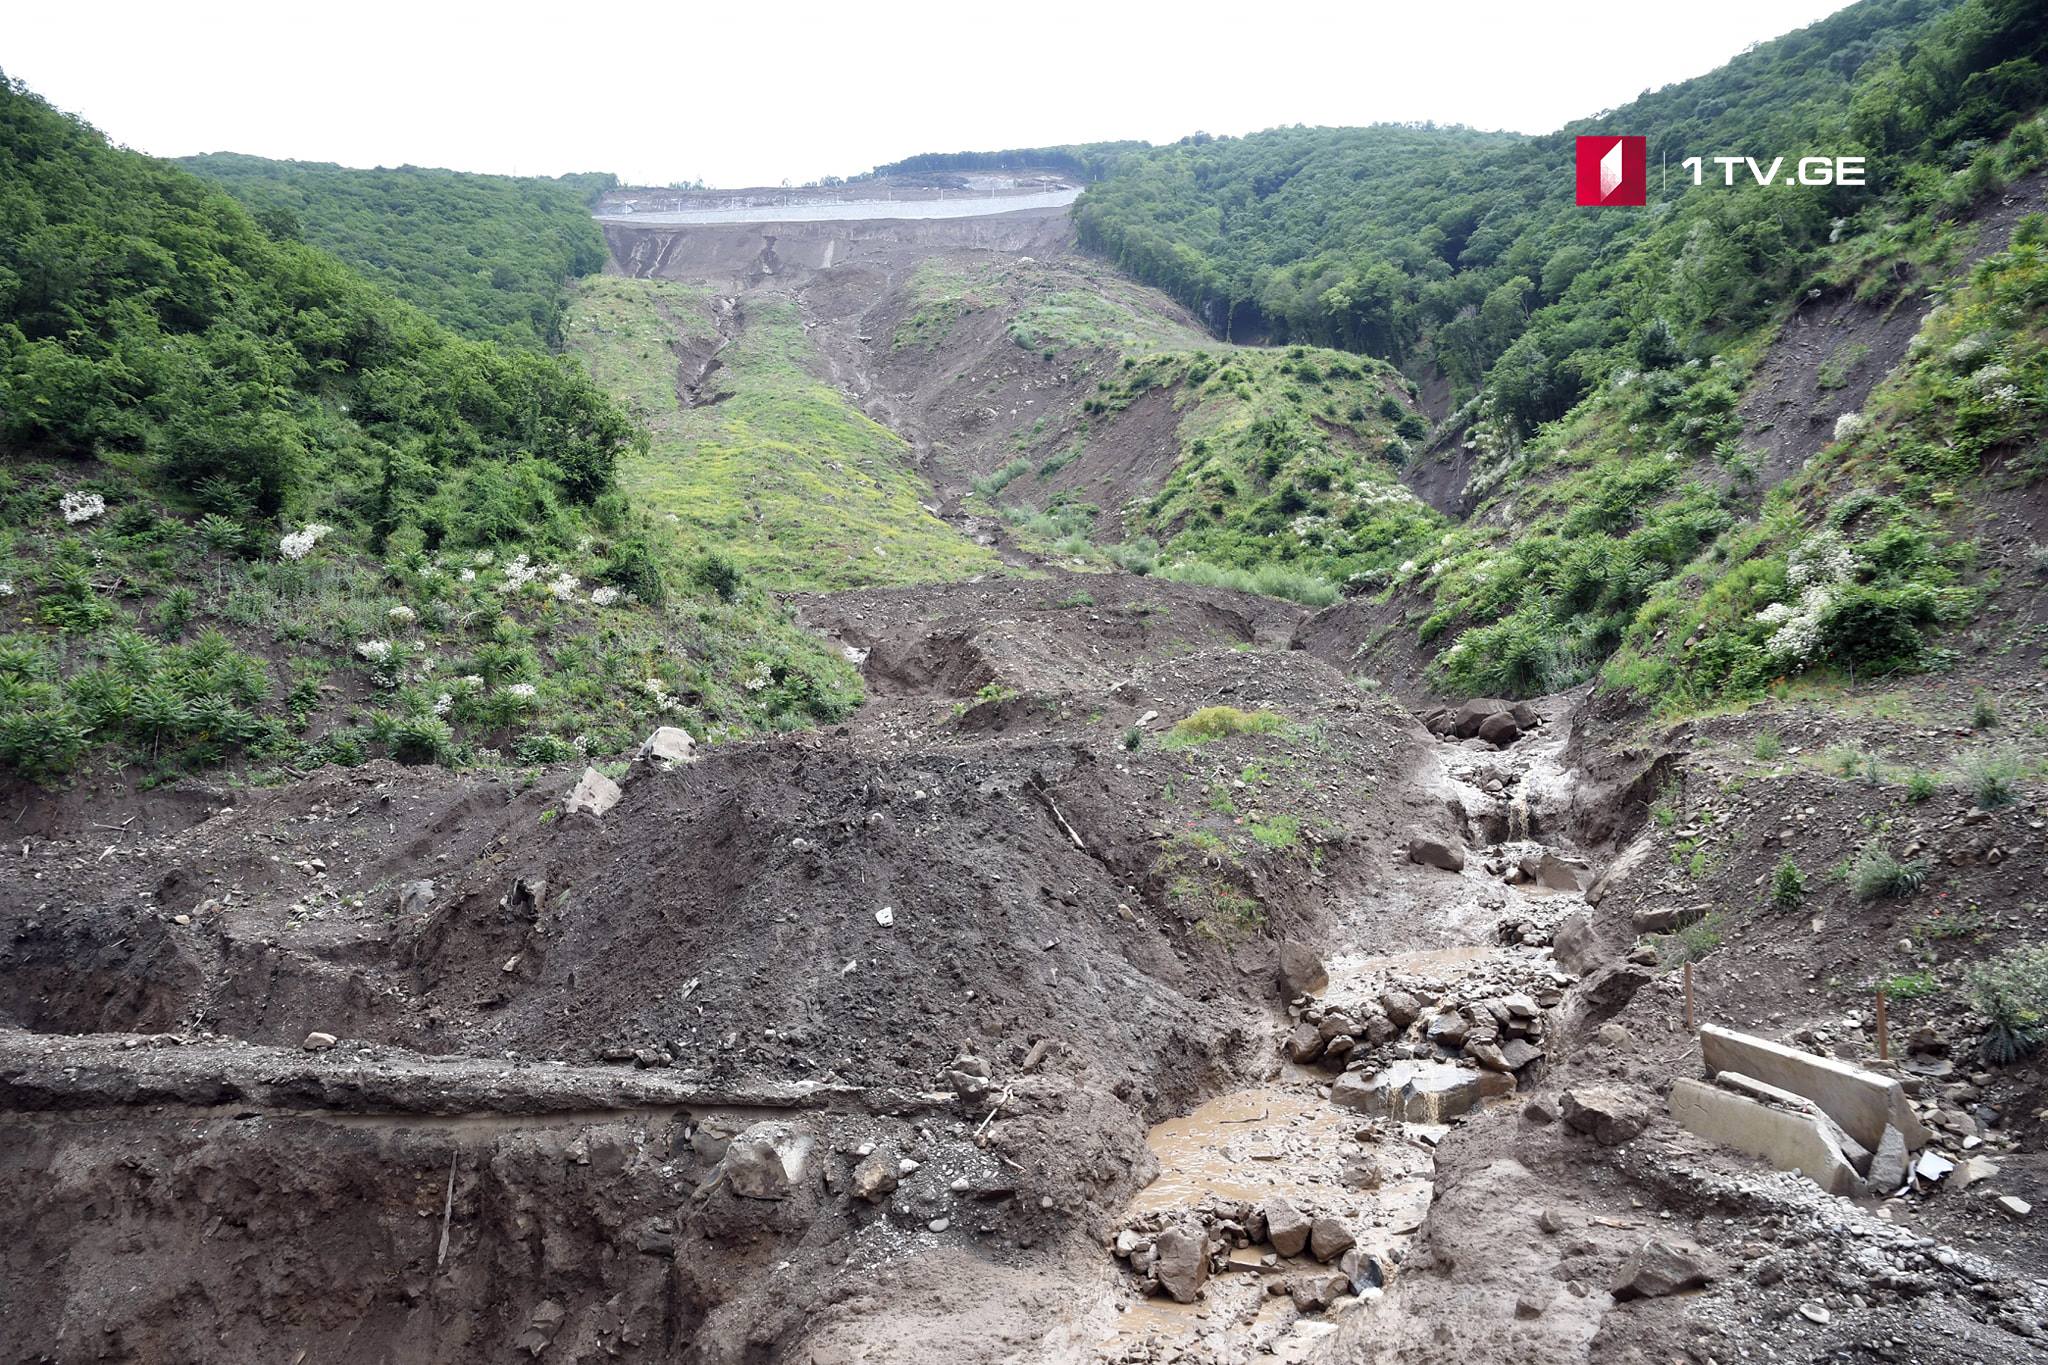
[564,767,621,818]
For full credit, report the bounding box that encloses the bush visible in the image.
[1771,858,1806,910]
[1967,946,2048,1065]
[1904,770,1940,803]
[1851,844,1929,901]
[1955,747,2023,809]
[691,551,745,602]
[1752,730,1782,760]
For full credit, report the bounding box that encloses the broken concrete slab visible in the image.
[1669,1079,1860,1196]
[1698,1024,1928,1154]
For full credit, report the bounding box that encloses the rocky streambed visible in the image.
[1096,698,1602,1362]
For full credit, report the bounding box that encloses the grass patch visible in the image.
[1851,844,1929,901]
[1163,706,1288,746]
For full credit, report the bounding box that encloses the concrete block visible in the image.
[1669,1079,1860,1196]
[1698,1025,1927,1153]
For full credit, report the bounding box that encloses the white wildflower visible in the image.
[59,491,106,524]
[0,581,12,597]
[590,586,621,607]
[1832,412,1869,442]
[742,662,772,692]
[548,572,579,601]
[459,568,476,582]
[458,674,485,689]
[356,640,393,663]
[432,693,453,717]
[472,550,494,566]
[386,605,417,626]
[504,682,537,701]
[279,522,332,560]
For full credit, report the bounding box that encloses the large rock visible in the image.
[1561,1087,1649,1146]
[1477,711,1522,748]
[1283,1022,1324,1065]
[1309,1216,1356,1263]
[1453,698,1511,739]
[1407,836,1467,873]
[565,766,621,817]
[1334,1060,1486,1123]
[1698,1025,1928,1153]
[1668,1079,1859,1196]
[1152,1223,1209,1303]
[1523,851,1593,893]
[1277,940,1329,998]
[1611,1239,1719,1300]
[720,1122,815,1200]
[636,725,696,765]
[1259,1196,1311,1257]
[1550,912,1600,975]
[1868,1124,1909,1193]
[850,1149,898,1202]
[1576,963,1653,1018]
[1379,989,1423,1028]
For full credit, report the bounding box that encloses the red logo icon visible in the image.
[1576,136,1646,206]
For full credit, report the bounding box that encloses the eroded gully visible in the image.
[1092,699,1591,1363]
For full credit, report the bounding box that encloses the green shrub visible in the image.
[1967,946,2048,1065]
[1970,693,1999,729]
[691,551,745,603]
[1851,844,1929,901]
[971,459,1033,497]
[1771,858,1806,910]
[1752,730,1782,760]
[1883,971,1940,1001]
[1955,747,2023,809]
[1904,770,1940,803]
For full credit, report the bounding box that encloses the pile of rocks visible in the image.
[1113,1195,1379,1310]
[1418,698,1541,750]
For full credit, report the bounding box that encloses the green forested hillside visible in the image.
[1076,0,2043,415]
[0,75,857,782]
[182,153,613,348]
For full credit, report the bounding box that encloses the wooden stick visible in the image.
[1683,961,1696,1033]
[1876,986,1890,1061]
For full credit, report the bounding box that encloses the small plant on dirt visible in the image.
[1903,770,1940,803]
[1771,858,1806,910]
[1163,705,1287,746]
[1969,693,2000,730]
[1913,903,1989,943]
[1052,590,1095,609]
[1752,730,1783,761]
[1860,751,1886,787]
[1883,970,1940,1001]
[1851,843,1929,901]
[1248,813,1301,850]
[1120,726,1142,751]
[1657,912,1725,965]
[1955,747,2023,809]
[1824,743,1862,778]
[1966,946,2048,1065]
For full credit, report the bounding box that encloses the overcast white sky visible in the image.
[4,0,1854,187]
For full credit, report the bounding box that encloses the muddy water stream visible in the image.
[1096,709,1587,1363]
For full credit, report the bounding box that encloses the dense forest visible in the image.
[866,142,1146,183]
[1074,0,2046,419]
[183,153,615,349]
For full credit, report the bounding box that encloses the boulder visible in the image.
[565,766,621,818]
[302,1031,337,1052]
[1283,1022,1324,1065]
[1334,1060,1486,1123]
[1524,851,1593,893]
[1379,989,1423,1028]
[1425,1010,1470,1047]
[1561,1087,1649,1146]
[1868,1123,1909,1193]
[1287,1270,1350,1312]
[1277,940,1329,997]
[397,879,436,917]
[1407,836,1467,873]
[1477,711,1522,748]
[1259,1196,1311,1257]
[1550,912,1600,975]
[1453,698,1511,739]
[1508,701,1539,729]
[1611,1239,1718,1300]
[1152,1223,1209,1303]
[636,725,696,766]
[1631,904,1700,934]
[1309,1216,1356,1263]
[1576,963,1653,1019]
[850,1150,898,1202]
[721,1122,815,1200]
